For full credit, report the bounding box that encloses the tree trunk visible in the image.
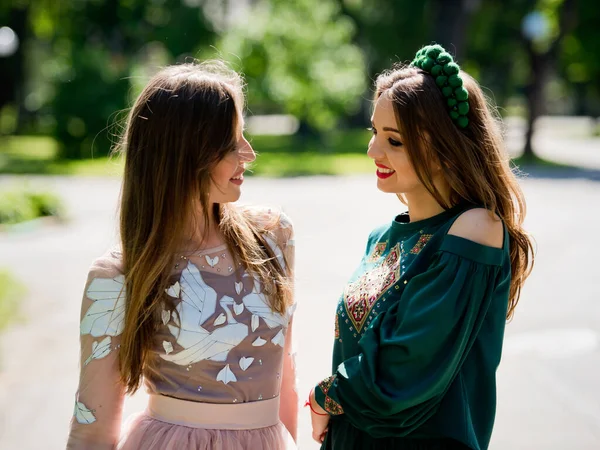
[522,50,546,161]
[521,0,577,161]
[432,0,478,60]
[572,82,588,116]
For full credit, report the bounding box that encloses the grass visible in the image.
[251,152,372,176]
[249,129,371,154]
[0,133,373,177]
[0,270,24,333]
[511,154,575,170]
[1,132,582,178]
[0,136,124,176]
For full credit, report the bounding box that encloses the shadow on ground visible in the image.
[516,163,600,182]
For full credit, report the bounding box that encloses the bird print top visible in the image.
[67,206,296,449]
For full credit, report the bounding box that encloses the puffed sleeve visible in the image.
[66,253,127,449]
[314,236,505,437]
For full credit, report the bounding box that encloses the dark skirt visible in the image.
[321,417,469,450]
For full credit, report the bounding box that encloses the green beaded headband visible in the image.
[410,44,469,128]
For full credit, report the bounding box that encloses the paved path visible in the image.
[1,136,599,449]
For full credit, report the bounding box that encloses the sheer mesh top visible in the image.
[67,206,295,449]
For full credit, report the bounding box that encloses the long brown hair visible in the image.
[115,61,291,394]
[375,64,534,320]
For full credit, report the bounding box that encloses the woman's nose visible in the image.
[239,138,256,163]
[367,137,382,160]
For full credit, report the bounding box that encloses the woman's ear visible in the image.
[430,157,443,174]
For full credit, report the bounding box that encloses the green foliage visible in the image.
[0,186,64,225]
[218,0,367,132]
[249,129,371,154]
[0,192,36,225]
[0,132,374,176]
[0,270,24,333]
[465,0,530,106]
[558,0,600,114]
[4,0,600,162]
[23,0,216,158]
[0,135,126,176]
[28,191,63,218]
[250,152,373,177]
[0,135,59,173]
[464,0,600,116]
[51,48,130,159]
[339,0,430,75]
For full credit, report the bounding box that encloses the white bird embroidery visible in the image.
[160,266,248,366]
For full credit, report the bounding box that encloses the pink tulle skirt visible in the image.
[117,413,294,450]
[117,394,296,450]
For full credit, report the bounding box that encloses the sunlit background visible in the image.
[1,1,599,449]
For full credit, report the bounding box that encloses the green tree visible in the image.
[519,0,577,160]
[0,0,30,134]
[336,0,483,128]
[463,1,529,106]
[558,0,600,117]
[46,0,216,159]
[338,0,483,75]
[457,0,577,159]
[218,0,366,134]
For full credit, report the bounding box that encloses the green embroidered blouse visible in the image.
[314,204,511,450]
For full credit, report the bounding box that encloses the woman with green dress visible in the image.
[307,45,535,450]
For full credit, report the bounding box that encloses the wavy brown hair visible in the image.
[375,65,534,320]
[115,62,291,394]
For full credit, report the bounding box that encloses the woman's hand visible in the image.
[309,389,330,444]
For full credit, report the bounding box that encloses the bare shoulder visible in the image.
[448,208,503,249]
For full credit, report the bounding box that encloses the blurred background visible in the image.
[1,0,599,449]
[1,0,599,172]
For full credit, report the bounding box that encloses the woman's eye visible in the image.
[388,138,403,147]
[367,127,376,135]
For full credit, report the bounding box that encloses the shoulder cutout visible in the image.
[448,208,503,249]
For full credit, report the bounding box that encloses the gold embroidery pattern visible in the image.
[410,234,433,254]
[319,375,334,394]
[324,396,344,415]
[318,375,344,415]
[366,241,387,263]
[344,244,400,332]
[334,314,339,339]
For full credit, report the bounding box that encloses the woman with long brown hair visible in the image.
[67,61,298,449]
[307,44,534,450]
